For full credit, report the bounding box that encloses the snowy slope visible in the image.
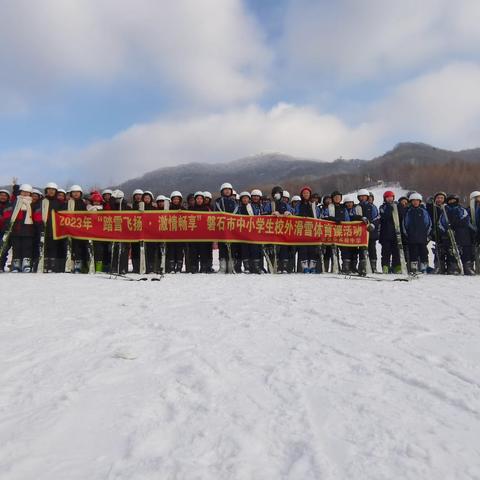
[348,183,409,206]
[1,274,479,480]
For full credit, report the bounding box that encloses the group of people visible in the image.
[1,179,479,276]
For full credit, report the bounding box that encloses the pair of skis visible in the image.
[441,204,464,275]
[469,198,480,274]
[0,200,24,263]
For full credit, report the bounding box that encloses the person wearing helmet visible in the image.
[263,186,293,273]
[379,191,402,274]
[468,191,480,273]
[203,191,212,209]
[403,193,431,274]
[368,191,375,205]
[140,191,158,274]
[165,191,185,273]
[101,189,114,210]
[31,189,43,205]
[214,183,238,273]
[325,191,349,273]
[57,189,67,204]
[109,190,130,275]
[341,195,365,274]
[39,182,68,273]
[0,188,12,271]
[187,191,212,273]
[235,191,259,274]
[1,184,43,272]
[294,186,322,273]
[130,189,144,209]
[86,192,108,272]
[357,188,380,273]
[129,191,150,274]
[291,195,301,210]
[427,191,447,274]
[67,185,89,273]
[439,194,475,275]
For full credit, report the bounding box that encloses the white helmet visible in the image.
[143,190,153,198]
[170,191,182,199]
[132,189,143,196]
[57,188,66,195]
[470,191,480,200]
[239,191,251,198]
[203,191,212,199]
[282,191,291,199]
[19,184,33,193]
[156,195,166,202]
[112,189,124,199]
[291,195,301,202]
[44,182,58,191]
[357,188,370,197]
[220,182,233,192]
[250,189,262,197]
[0,189,10,196]
[343,195,355,204]
[32,188,43,196]
[102,189,113,196]
[69,185,83,193]
[409,192,423,202]
[194,191,204,198]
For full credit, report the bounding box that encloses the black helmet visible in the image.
[446,194,459,204]
[331,190,342,199]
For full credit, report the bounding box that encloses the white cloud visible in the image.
[0,0,270,109]
[0,103,381,186]
[372,62,480,147]
[282,0,480,82]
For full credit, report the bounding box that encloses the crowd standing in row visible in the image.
[1,180,479,276]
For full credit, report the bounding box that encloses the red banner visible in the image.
[52,210,369,246]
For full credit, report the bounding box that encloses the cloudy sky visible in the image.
[1,0,480,187]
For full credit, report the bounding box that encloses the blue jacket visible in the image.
[379,202,406,243]
[264,200,293,215]
[439,204,474,246]
[237,202,263,216]
[358,200,379,240]
[214,195,238,213]
[326,203,349,223]
[403,205,431,244]
[294,200,321,218]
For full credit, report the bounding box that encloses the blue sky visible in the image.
[1,0,480,187]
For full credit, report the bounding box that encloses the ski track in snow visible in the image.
[0,274,479,480]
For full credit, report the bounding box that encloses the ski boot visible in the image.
[370,259,378,273]
[308,260,317,273]
[166,260,176,273]
[463,261,475,276]
[95,261,103,273]
[393,265,402,274]
[419,262,428,274]
[301,260,309,274]
[358,259,367,276]
[175,261,183,273]
[242,259,250,274]
[277,259,288,274]
[447,262,460,275]
[73,260,83,274]
[382,265,390,274]
[342,259,352,275]
[11,259,22,273]
[234,259,243,274]
[22,258,32,273]
[219,258,227,273]
[409,261,418,274]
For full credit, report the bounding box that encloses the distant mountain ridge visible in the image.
[116,143,480,201]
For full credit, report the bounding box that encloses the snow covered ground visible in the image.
[1,273,479,480]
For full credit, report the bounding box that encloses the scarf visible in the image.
[19,196,33,225]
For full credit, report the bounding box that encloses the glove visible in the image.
[283,211,292,216]
[367,223,375,232]
[272,211,280,217]
[362,217,369,224]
